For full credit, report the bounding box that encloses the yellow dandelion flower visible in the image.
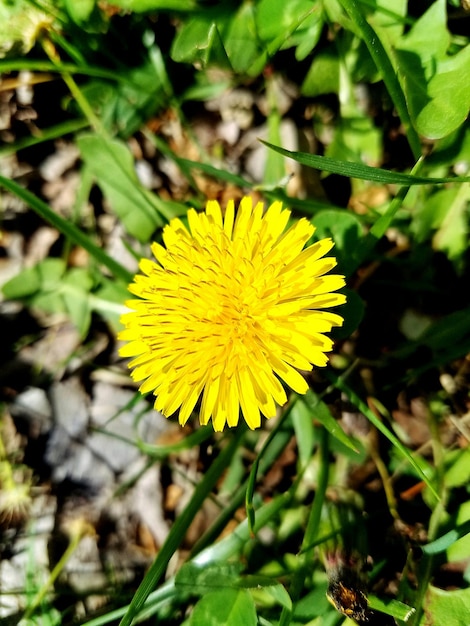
[119,196,346,432]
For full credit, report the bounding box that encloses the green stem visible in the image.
[23,527,84,620]
[279,427,330,626]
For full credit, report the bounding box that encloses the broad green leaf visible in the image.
[394,0,470,139]
[332,288,364,339]
[30,291,66,316]
[175,562,241,594]
[447,501,470,563]
[396,45,470,140]
[424,585,470,626]
[62,288,92,338]
[370,0,408,40]
[171,12,232,70]
[85,58,170,137]
[78,133,162,241]
[444,448,470,489]
[292,582,331,619]
[171,3,268,75]
[37,258,67,289]
[368,596,415,621]
[189,589,257,626]
[2,266,42,300]
[93,279,130,330]
[222,2,267,75]
[396,0,448,63]
[255,0,321,59]
[63,267,95,292]
[256,0,315,45]
[419,47,470,139]
[325,113,381,167]
[292,11,324,61]
[301,47,339,96]
[242,577,292,610]
[63,0,99,27]
[311,209,364,271]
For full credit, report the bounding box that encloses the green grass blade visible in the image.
[330,373,438,500]
[336,0,422,159]
[0,118,89,157]
[176,156,255,189]
[191,423,293,557]
[0,175,133,284]
[118,428,246,626]
[302,390,358,452]
[0,59,136,84]
[260,142,470,185]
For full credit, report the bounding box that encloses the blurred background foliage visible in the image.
[0,0,470,625]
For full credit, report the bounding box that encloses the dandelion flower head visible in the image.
[119,197,346,432]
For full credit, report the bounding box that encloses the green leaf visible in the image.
[62,267,95,292]
[88,57,170,137]
[30,291,66,316]
[63,0,98,27]
[37,258,67,289]
[301,47,339,97]
[2,266,42,300]
[394,0,470,139]
[260,141,470,185]
[241,577,292,611]
[291,400,315,469]
[396,0,449,62]
[332,288,365,338]
[189,589,257,626]
[424,585,470,626]
[447,512,470,563]
[311,209,364,272]
[222,2,267,75]
[396,45,470,140]
[171,12,232,70]
[444,448,470,489]
[367,595,415,622]
[175,562,241,595]
[422,519,470,555]
[419,47,470,139]
[108,0,197,10]
[92,279,130,330]
[255,0,321,59]
[62,288,92,338]
[78,133,163,241]
[171,3,268,75]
